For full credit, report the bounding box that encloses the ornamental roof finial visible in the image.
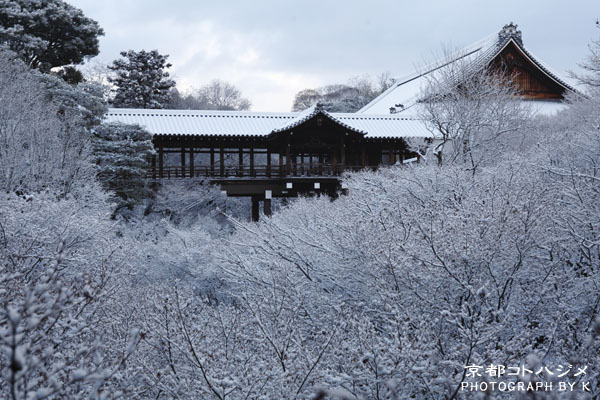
[499,22,522,46]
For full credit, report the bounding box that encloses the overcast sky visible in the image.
[68,0,599,112]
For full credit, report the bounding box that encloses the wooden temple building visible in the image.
[359,23,578,115]
[105,104,431,220]
[105,23,578,221]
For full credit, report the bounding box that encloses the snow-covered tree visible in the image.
[108,50,176,109]
[571,22,600,88]
[166,87,210,110]
[292,84,364,112]
[0,0,103,72]
[0,50,99,197]
[0,193,142,399]
[117,31,598,400]
[2,18,600,400]
[291,73,394,112]
[0,52,141,399]
[53,65,84,84]
[93,122,154,211]
[417,52,531,170]
[197,79,251,111]
[38,71,107,129]
[166,80,252,111]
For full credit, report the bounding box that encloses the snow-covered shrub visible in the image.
[134,160,597,398]
[0,50,143,399]
[0,193,141,399]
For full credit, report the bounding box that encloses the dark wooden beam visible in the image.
[238,147,243,177]
[251,196,259,222]
[292,154,297,176]
[332,150,337,174]
[158,145,164,179]
[250,146,255,177]
[189,147,194,177]
[285,138,291,175]
[340,135,346,169]
[219,147,224,177]
[151,154,156,179]
[279,152,284,177]
[181,147,186,177]
[318,154,323,175]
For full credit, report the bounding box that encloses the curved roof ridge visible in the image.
[270,103,367,135]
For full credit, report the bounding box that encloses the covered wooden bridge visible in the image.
[106,104,432,220]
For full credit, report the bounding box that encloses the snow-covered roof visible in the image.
[105,107,433,139]
[358,23,578,115]
[271,103,367,135]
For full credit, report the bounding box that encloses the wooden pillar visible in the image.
[249,146,255,177]
[318,154,323,175]
[210,147,215,176]
[151,154,157,179]
[267,150,271,177]
[292,154,297,176]
[219,147,225,177]
[189,147,194,177]
[158,145,164,179]
[361,148,367,168]
[279,152,284,177]
[300,153,305,175]
[309,154,313,176]
[238,147,243,177]
[340,136,346,172]
[285,138,291,176]
[181,147,186,177]
[264,199,271,217]
[332,151,337,176]
[389,149,394,166]
[251,196,260,222]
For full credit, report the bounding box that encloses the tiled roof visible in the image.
[105,109,294,137]
[105,108,434,139]
[271,103,367,135]
[358,23,579,115]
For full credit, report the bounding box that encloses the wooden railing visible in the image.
[148,164,374,179]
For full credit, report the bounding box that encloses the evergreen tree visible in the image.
[93,122,154,211]
[108,50,176,109]
[0,0,103,72]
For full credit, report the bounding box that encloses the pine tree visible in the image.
[93,122,154,211]
[108,50,176,109]
[0,0,103,72]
